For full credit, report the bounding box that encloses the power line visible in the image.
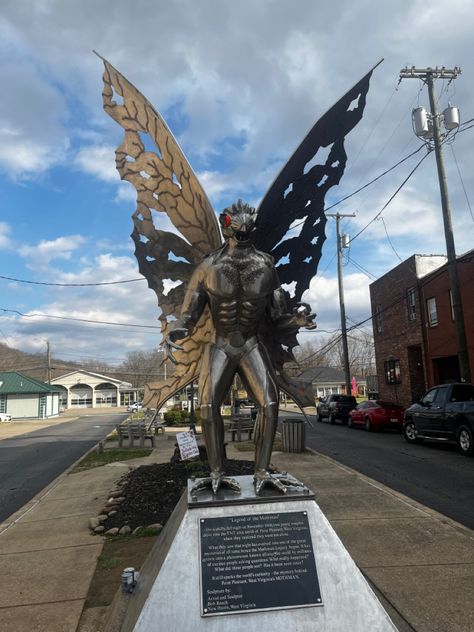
[351,82,424,193]
[348,149,431,245]
[347,257,377,280]
[379,216,403,262]
[0,308,161,329]
[0,274,145,287]
[324,145,425,213]
[449,143,474,223]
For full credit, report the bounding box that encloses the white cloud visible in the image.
[115,182,136,202]
[2,251,159,362]
[0,60,69,178]
[1,0,474,364]
[74,144,119,182]
[303,272,371,332]
[19,235,86,268]
[0,222,13,249]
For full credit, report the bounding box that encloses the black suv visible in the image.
[317,394,357,424]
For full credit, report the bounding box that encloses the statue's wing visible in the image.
[98,55,222,408]
[253,62,381,312]
[254,63,380,403]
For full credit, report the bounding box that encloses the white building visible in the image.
[51,370,139,409]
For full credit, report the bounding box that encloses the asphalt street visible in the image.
[280,410,474,530]
[0,412,128,523]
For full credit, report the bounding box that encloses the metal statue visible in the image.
[97,53,375,494]
[165,200,316,493]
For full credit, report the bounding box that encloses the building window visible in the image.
[427,297,438,327]
[407,287,416,321]
[375,305,382,333]
[384,359,401,384]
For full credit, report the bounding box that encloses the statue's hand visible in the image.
[293,302,317,330]
[162,327,189,364]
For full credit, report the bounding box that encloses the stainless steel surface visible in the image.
[131,497,397,631]
[99,58,374,494]
[164,201,315,493]
[187,474,313,508]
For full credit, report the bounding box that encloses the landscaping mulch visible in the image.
[102,448,255,532]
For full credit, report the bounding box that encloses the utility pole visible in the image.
[327,212,356,395]
[399,66,471,382]
[46,340,52,383]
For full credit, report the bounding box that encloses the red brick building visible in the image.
[369,251,474,407]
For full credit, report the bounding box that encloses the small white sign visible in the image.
[176,430,200,460]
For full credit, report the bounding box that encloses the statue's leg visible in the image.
[239,345,304,493]
[198,344,237,493]
[239,345,280,491]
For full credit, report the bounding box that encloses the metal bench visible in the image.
[144,409,167,435]
[116,421,156,448]
[228,415,255,442]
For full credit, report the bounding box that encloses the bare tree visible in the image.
[116,349,169,388]
[325,329,375,376]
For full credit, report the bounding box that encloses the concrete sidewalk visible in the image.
[0,431,473,632]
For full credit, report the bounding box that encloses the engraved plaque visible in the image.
[199,511,322,616]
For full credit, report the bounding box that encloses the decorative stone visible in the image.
[89,517,100,529]
[105,527,120,536]
[132,526,144,535]
[97,514,108,523]
[108,510,117,516]
[94,525,105,534]
[106,496,124,506]
[146,523,163,534]
[119,525,132,535]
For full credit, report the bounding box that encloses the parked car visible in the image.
[127,402,143,412]
[348,400,404,431]
[316,394,357,424]
[403,383,474,455]
[0,412,12,422]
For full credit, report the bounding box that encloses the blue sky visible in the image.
[1,0,473,366]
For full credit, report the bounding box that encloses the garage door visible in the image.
[7,394,39,419]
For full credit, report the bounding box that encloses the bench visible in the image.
[116,421,156,448]
[143,409,167,435]
[228,415,255,442]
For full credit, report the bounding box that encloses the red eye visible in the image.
[223,214,231,227]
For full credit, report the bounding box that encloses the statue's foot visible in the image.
[254,469,304,495]
[191,471,241,495]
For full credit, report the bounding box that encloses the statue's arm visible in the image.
[268,274,316,333]
[163,264,208,362]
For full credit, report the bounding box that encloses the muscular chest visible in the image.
[205,255,274,298]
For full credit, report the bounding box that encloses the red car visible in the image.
[348,400,404,431]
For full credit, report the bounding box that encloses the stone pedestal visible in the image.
[116,476,396,632]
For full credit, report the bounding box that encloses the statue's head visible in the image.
[219,199,257,246]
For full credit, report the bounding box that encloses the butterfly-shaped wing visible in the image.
[98,56,222,409]
[254,66,378,311]
[253,65,378,403]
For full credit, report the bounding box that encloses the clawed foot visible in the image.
[191,471,241,495]
[254,470,304,495]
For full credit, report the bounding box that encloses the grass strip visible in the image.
[72,448,153,472]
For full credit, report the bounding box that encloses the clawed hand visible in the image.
[162,327,189,364]
[293,302,317,330]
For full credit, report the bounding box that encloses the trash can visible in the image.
[281,418,306,453]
